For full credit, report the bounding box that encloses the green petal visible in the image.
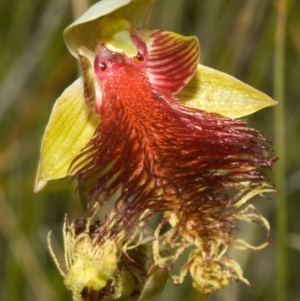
[34,79,99,192]
[137,29,200,95]
[64,0,155,58]
[176,64,277,118]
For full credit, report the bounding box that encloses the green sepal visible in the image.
[177,64,277,118]
[34,79,99,192]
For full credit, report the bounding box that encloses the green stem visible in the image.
[197,293,209,301]
[274,0,287,300]
[71,0,90,20]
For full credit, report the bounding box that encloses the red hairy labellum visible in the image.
[72,40,275,234]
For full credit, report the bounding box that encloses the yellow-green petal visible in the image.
[64,0,155,58]
[34,79,99,192]
[176,64,277,118]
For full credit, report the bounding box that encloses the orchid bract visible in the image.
[36,0,277,300]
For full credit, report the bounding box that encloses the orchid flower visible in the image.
[35,0,277,300]
[34,0,276,192]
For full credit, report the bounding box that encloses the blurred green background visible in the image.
[0,0,299,300]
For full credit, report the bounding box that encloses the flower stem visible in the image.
[71,0,90,20]
[198,293,209,301]
[274,0,287,300]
